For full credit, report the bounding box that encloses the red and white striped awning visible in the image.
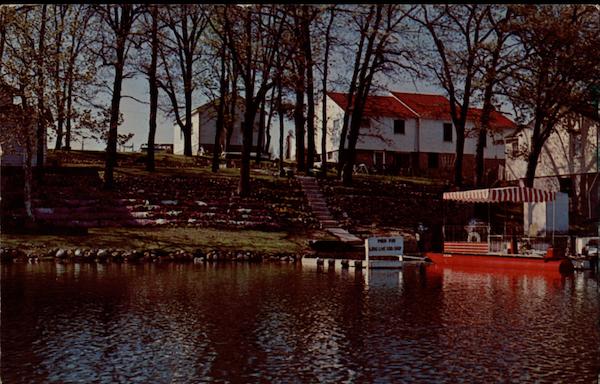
[443,187,556,203]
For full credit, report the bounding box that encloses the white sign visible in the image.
[365,237,404,257]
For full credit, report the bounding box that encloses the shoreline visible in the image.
[0,246,307,264]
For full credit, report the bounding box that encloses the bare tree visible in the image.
[414,4,495,187]
[473,6,516,187]
[1,5,50,222]
[93,4,142,189]
[317,5,337,177]
[220,4,286,196]
[45,5,97,151]
[302,5,318,174]
[157,4,208,157]
[145,5,160,172]
[507,4,600,187]
[339,4,416,186]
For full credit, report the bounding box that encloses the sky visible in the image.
[82,75,447,153]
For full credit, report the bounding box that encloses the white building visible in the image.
[315,91,516,183]
[172,97,265,156]
[505,112,599,220]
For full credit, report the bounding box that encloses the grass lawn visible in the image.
[1,227,336,256]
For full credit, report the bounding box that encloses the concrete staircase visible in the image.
[298,176,363,245]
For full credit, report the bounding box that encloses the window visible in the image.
[394,119,405,135]
[511,140,518,157]
[395,153,410,168]
[482,133,487,148]
[374,152,384,168]
[428,153,439,169]
[443,123,453,142]
[333,119,340,130]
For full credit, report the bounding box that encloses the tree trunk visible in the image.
[146,6,159,172]
[337,24,366,177]
[474,127,487,187]
[255,98,266,164]
[454,129,465,187]
[65,73,73,150]
[303,7,315,174]
[183,66,193,156]
[212,41,228,173]
[278,80,285,177]
[320,9,335,178]
[36,4,47,168]
[23,144,34,223]
[294,62,306,172]
[226,72,238,152]
[54,118,64,150]
[238,100,257,197]
[104,36,126,189]
[524,140,542,188]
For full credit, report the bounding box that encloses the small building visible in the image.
[172,97,266,157]
[504,110,599,222]
[316,91,516,183]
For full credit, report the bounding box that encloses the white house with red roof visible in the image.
[316,91,516,183]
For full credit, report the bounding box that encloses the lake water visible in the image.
[1,261,599,383]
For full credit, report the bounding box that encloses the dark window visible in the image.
[428,153,439,169]
[395,153,410,168]
[482,133,487,148]
[443,123,453,142]
[374,152,384,168]
[511,140,518,157]
[394,119,405,134]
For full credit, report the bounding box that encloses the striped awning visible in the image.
[443,187,556,203]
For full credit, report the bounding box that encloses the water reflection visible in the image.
[1,262,599,383]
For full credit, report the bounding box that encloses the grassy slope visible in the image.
[2,150,336,254]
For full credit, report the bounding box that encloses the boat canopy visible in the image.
[443,186,556,203]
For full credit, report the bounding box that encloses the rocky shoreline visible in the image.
[0,247,306,264]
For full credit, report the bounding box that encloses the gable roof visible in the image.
[391,91,515,130]
[327,91,417,120]
[390,91,451,120]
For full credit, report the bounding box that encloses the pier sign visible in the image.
[365,236,404,257]
[365,236,404,269]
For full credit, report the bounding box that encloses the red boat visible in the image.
[436,186,574,274]
[425,252,573,274]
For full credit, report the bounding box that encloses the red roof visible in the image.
[328,91,516,130]
[466,107,516,130]
[391,92,452,120]
[392,91,515,130]
[327,92,416,119]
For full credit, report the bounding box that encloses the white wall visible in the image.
[419,119,507,158]
[523,192,569,236]
[315,94,509,162]
[173,103,262,155]
[505,116,599,182]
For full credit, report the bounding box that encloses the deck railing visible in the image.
[489,235,569,257]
